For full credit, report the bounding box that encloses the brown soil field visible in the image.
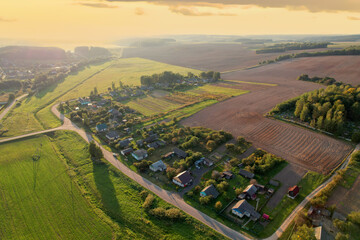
[326,176,360,215]
[181,59,356,174]
[123,43,328,72]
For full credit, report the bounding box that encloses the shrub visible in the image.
[143,194,155,209]
[351,132,360,143]
[211,170,221,180]
[140,190,148,200]
[216,181,229,193]
[199,196,212,205]
[149,207,166,219]
[165,208,182,220]
[215,201,222,211]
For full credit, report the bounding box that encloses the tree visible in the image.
[215,201,222,210]
[351,132,360,143]
[119,80,123,88]
[300,105,310,121]
[142,194,154,209]
[93,87,98,95]
[111,81,116,91]
[206,140,217,151]
[165,208,182,220]
[348,211,360,225]
[89,141,103,160]
[294,99,305,117]
[291,224,316,240]
[147,147,155,155]
[199,196,212,205]
[211,170,221,180]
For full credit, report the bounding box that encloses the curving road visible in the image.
[0,94,28,121]
[0,103,358,240]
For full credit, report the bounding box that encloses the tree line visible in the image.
[256,42,329,54]
[140,71,221,86]
[260,46,360,64]
[297,74,342,86]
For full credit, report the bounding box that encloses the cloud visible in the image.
[0,17,16,22]
[169,6,236,16]
[135,7,145,15]
[348,16,360,20]
[78,2,118,8]
[105,0,360,13]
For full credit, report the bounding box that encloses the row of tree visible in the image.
[256,42,329,54]
[297,74,342,86]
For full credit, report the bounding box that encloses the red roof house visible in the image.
[288,185,300,199]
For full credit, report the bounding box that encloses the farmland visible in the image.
[182,57,356,174]
[123,43,334,72]
[60,58,201,100]
[125,85,248,116]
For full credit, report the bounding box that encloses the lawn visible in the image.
[61,58,201,100]
[0,61,113,137]
[52,130,228,240]
[187,85,249,98]
[0,135,115,240]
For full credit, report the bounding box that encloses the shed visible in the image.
[239,169,254,179]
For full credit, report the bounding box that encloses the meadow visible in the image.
[0,135,115,239]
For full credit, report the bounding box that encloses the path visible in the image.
[0,94,28,121]
[0,103,358,240]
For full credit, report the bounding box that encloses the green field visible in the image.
[61,58,201,100]
[0,131,228,239]
[0,61,113,137]
[0,135,115,239]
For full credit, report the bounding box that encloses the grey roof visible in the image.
[243,184,258,196]
[150,160,167,171]
[132,149,148,159]
[147,142,159,149]
[269,179,279,187]
[121,147,133,155]
[173,171,192,185]
[232,200,261,220]
[119,139,131,148]
[144,134,158,143]
[201,184,219,198]
[314,226,334,240]
[136,139,143,146]
[106,131,119,139]
[239,169,255,179]
[173,147,187,158]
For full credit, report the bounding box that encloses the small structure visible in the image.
[150,160,167,172]
[262,214,270,221]
[147,142,159,149]
[288,185,300,199]
[232,199,261,221]
[118,139,131,149]
[163,151,174,159]
[172,171,192,187]
[96,123,108,132]
[239,184,258,200]
[200,184,219,198]
[136,139,144,147]
[121,147,133,156]
[314,226,334,240]
[132,149,148,161]
[239,169,255,179]
[195,159,203,169]
[221,171,233,180]
[173,147,188,159]
[106,131,120,141]
[203,158,214,167]
[144,134,158,143]
[269,179,279,187]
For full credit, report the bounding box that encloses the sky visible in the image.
[1,0,360,47]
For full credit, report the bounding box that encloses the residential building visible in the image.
[105,131,120,141]
[172,171,192,187]
[96,123,108,132]
[132,149,148,161]
[200,184,219,198]
[121,147,133,156]
[232,200,261,221]
[239,184,258,200]
[173,147,187,159]
[149,160,167,172]
[239,169,255,179]
[288,185,300,199]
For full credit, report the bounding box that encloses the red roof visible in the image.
[262,214,269,220]
[288,185,299,192]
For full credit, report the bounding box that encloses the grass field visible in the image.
[187,85,249,97]
[0,61,113,137]
[0,135,115,239]
[0,131,228,239]
[61,58,201,100]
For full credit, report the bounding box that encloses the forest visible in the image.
[270,84,360,138]
[256,42,329,54]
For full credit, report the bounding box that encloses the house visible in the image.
[144,134,158,143]
[149,160,167,172]
[239,169,255,179]
[314,226,334,240]
[203,158,214,167]
[239,184,258,200]
[232,199,261,221]
[118,139,131,149]
[136,139,144,147]
[288,185,300,199]
[172,171,192,187]
[221,171,233,180]
[132,149,148,161]
[200,184,219,198]
[96,123,108,132]
[173,147,188,159]
[106,131,120,141]
[163,151,174,159]
[147,142,159,149]
[121,148,133,156]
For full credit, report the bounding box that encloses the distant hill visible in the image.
[0,46,67,61]
[74,46,112,58]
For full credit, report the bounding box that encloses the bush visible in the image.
[216,181,229,193]
[215,201,222,211]
[165,208,182,220]
[351,132,360,143]
[211,170,221,180]
[140,190,148,200]
[143,194,155,209]
[149,207,166,218]
[199,196,212,205]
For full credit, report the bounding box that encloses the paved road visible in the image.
[0,94,28,121]
[0,103,358,240]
